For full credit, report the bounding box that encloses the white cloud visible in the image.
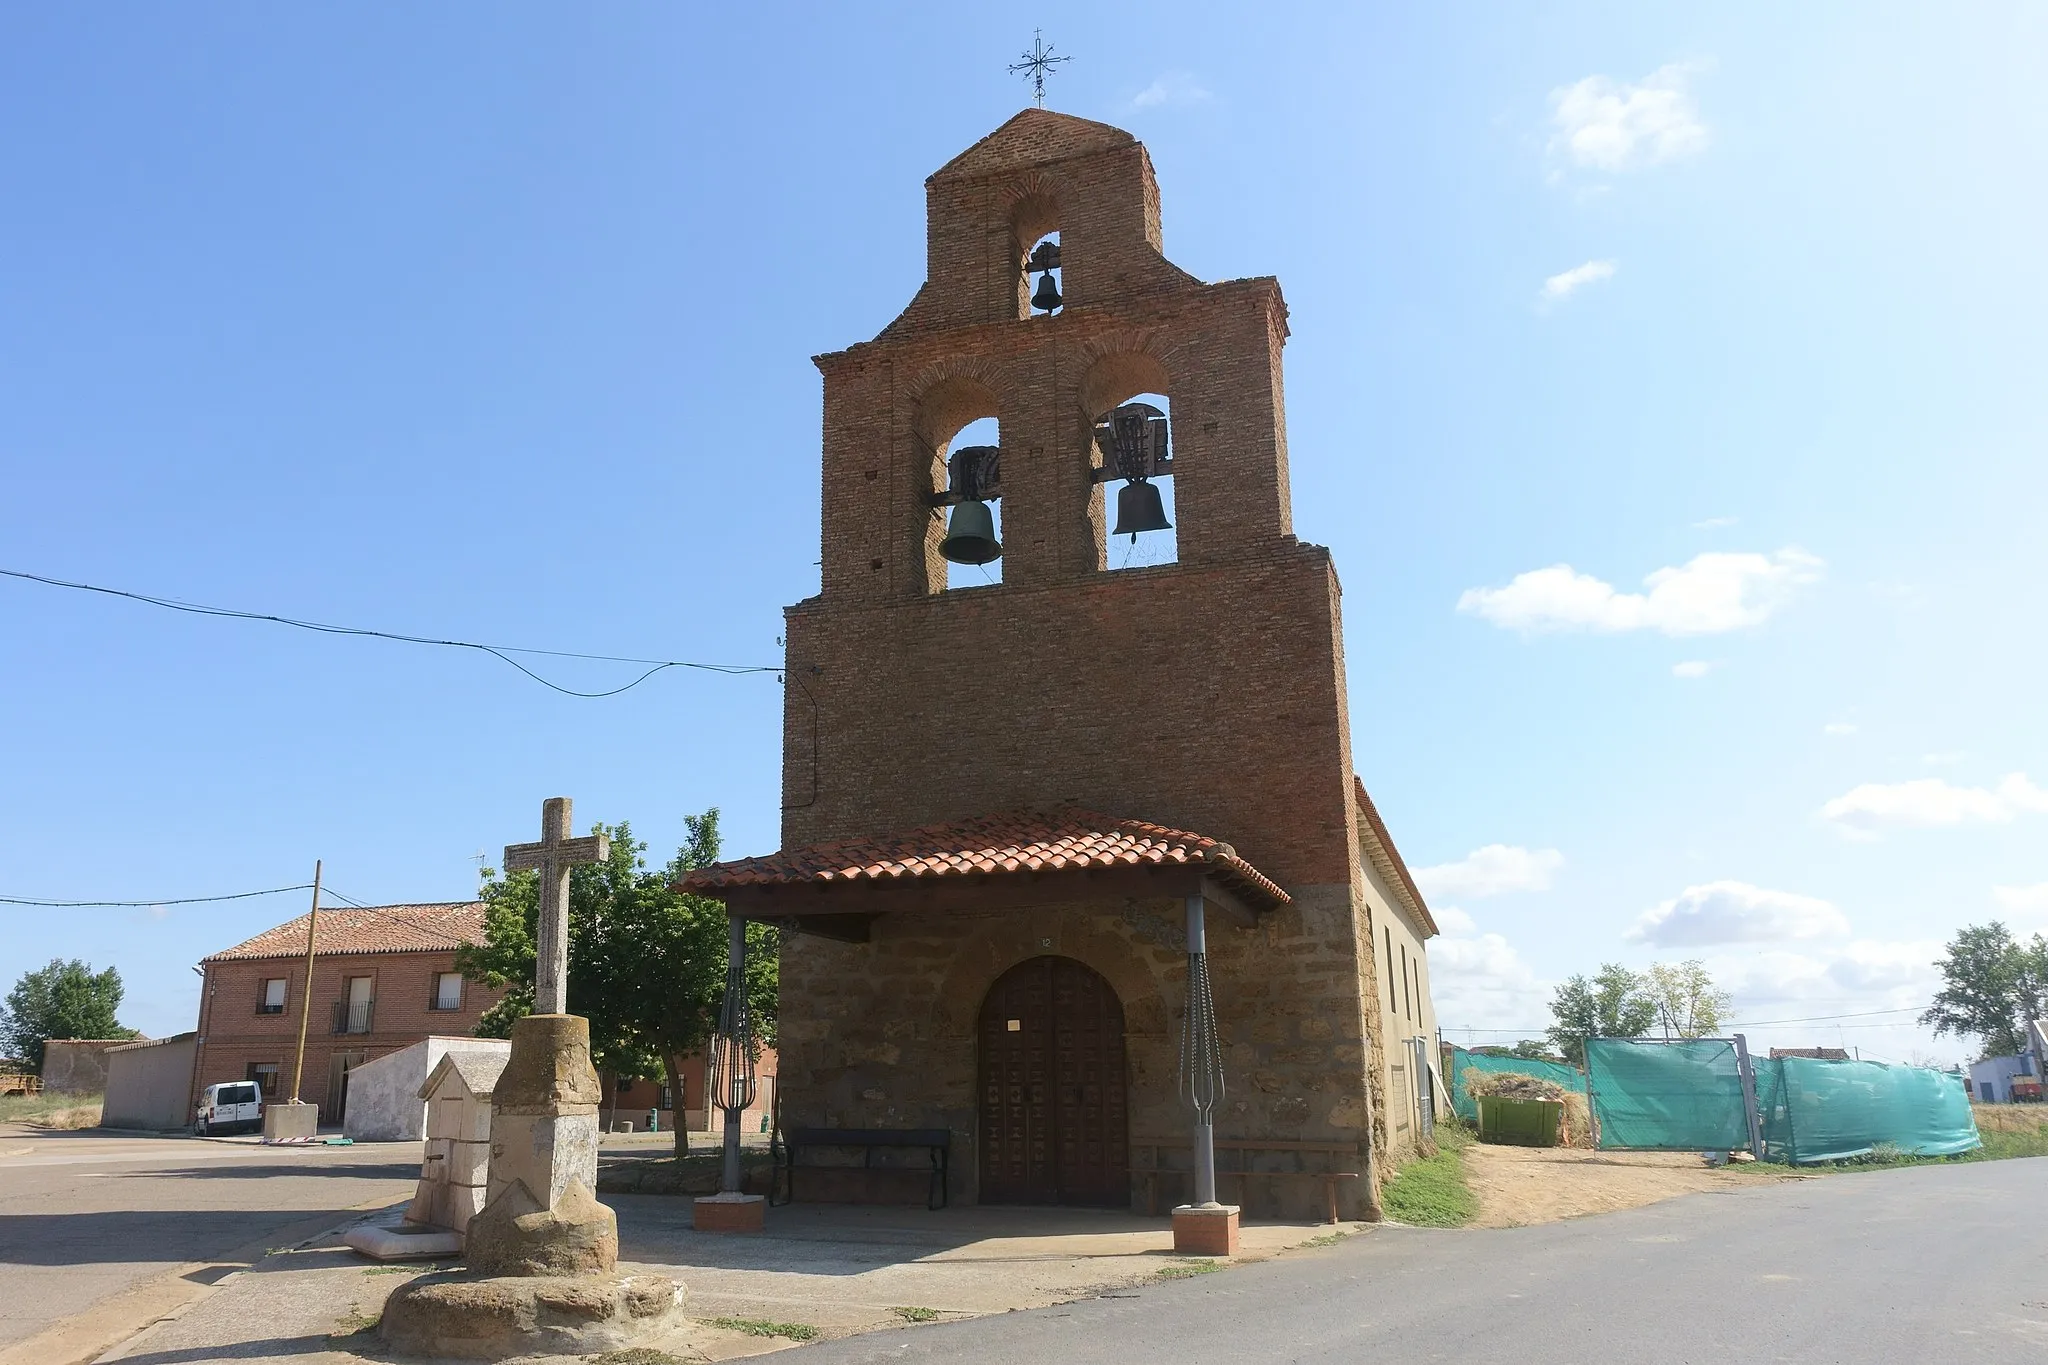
[1539,259,1617,305]
[1819,773,2048,838]
[1693,516,1738,530]
[1130,72,1209,109]
[1671,660,1716,678]
[1992,883,2048,919]
[1824,722,1858,737]
[1711,939,1940,1007]
[1457,549,1822,637]
[1628,880,1851,947]
[1428,913,1553,1033]
[1550,63,1710,173]
[1415,845,1565,900]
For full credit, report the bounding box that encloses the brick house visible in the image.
[192,902,502,1125]
[681,109,1442,1218]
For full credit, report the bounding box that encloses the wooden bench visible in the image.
[1131,1139,1362,1224]
[771,1127,952,1210]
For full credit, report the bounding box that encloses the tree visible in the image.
[1547,964,1656,1067]
[1921,922,2048,1060]
[1506,1038,1565,1063]
[455,810,778,1158]
[1643,960,1733,1040]
[1,960,140,1074]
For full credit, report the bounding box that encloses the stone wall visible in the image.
[777,881,1374,1220]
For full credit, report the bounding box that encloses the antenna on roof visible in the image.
[1008,28,1070,109]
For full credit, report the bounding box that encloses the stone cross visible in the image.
[503,797,609,1015]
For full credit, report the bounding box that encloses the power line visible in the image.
[0,883,314,908]
[1442,1004,1933,1034]
[1,567,782,698]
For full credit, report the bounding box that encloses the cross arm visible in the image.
[503,832,611,873]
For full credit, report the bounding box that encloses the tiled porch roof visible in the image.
[679,808,1290,911]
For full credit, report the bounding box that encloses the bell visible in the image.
[1113,480,1171,540]
[1031,269,1062,313]
[939,498,1002,565]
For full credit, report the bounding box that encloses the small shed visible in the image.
[1969,1053,2038,1104]
[343,1036,511,1143]
[405,1049,508,1236]
[101,1034,199,1131]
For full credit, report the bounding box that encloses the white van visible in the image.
[194,1081,264,1135]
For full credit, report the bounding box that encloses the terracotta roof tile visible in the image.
[680,809,1289,910]
[203,902,486,962]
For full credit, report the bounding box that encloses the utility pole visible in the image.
[288,860,321,1103]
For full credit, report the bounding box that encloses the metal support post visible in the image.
[1733,1033,1766,1161]
[1180,893,1224,1208]
[709,914,758,1195]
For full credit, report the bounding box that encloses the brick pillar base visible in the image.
[693,1193,767,1233]
[1171,1203,1241,1257]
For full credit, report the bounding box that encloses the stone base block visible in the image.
[261,1101,319,1143]
[693,1193,766,1232]
[465,1179,617,1277]
[344,1220,463,1261]
[1171,1203,1241,1257]
[381,1271,685,1361]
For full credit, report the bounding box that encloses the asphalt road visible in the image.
[0,1125,418,1355]
[799,1158,2048,1365]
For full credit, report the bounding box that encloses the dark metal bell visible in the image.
[1113,480,1171,540]
[1031,269,1062,313]
[939,498,1002,565]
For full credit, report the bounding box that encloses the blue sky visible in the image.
[3,5,2042,1064]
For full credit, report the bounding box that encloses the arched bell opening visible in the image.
[911,377,1005,593]
[1079,349,1178,572]
[976,955,1129,1206]
[1011,193,1062,320]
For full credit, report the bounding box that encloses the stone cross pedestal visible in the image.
[381,797,685,1359]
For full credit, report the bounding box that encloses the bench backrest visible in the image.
[786,1127,951,1148]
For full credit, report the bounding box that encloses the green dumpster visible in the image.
[1477,1095,1563,1147]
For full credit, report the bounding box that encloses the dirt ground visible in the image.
[1462,1142,1804,1228]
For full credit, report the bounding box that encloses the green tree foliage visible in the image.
[1644,960,1733,1040]
[1547,963,1657,1066]
[1921,922,2048,1060]
[455,810,776,1157]
[1,960,140,1073]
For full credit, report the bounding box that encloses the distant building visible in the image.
[1969,1022,2045,1103]
[192,902,502,1126]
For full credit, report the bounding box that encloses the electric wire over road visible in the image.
[1,567,781,697]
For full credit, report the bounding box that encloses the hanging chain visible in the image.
[1178,949,1225,1122]
[707,950,758,1117]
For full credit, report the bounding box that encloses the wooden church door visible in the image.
[977,956,1129,1206]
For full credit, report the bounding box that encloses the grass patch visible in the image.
[1300,1230,1349,1248]
[891,1306,941,1323]
[595,1351,696,1365]
[330,1309,379,1338]
[1156,1258,1225,1280]
[0,1092,101,1128]
[361,1265,417,1275]
[701,1316,820,1341]
[1382,1122,1477,1227]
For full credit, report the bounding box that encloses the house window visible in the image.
[1384,929,1397,1014]
[259,978,287,1014]
[246,1062,280,1097]
[1400,943,1412,1021]
[432,972,463,1011]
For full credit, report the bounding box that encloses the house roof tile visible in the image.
[203,902,487,963]
[679,808,1289,911]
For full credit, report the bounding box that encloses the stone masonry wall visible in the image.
[777,882,1374,1220]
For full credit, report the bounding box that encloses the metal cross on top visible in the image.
[503,796,609,1016]
[1008,28,1070,109]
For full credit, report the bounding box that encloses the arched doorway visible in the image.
[977,955,1129,1206]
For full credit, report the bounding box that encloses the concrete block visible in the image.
[262,1101,319,1143]
[446,1137,490,1186]
[1171,1204,1241,1257]
[427,1097,466,1141]
[345,1220,464,1261]
[693,1193,767,1233]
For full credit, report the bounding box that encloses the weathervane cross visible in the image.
[503,796,609,1015]
[1008,28,1070,109]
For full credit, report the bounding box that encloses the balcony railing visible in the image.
[332,999,375,1034]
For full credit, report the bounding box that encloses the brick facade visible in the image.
[753,110,1433,1216]
[193,906,502,1125]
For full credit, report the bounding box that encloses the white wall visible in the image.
[343,1036,509,1142]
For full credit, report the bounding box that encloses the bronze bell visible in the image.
[939,498,1002,565]
[1113,480,1171,540]
[1031,269,1062,313]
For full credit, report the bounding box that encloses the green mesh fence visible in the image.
[1586,1039,1752,1151]
[1584,1038,1981,1162]
[1447,1048,1584,1123]
[1761,1057,1980,1162]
